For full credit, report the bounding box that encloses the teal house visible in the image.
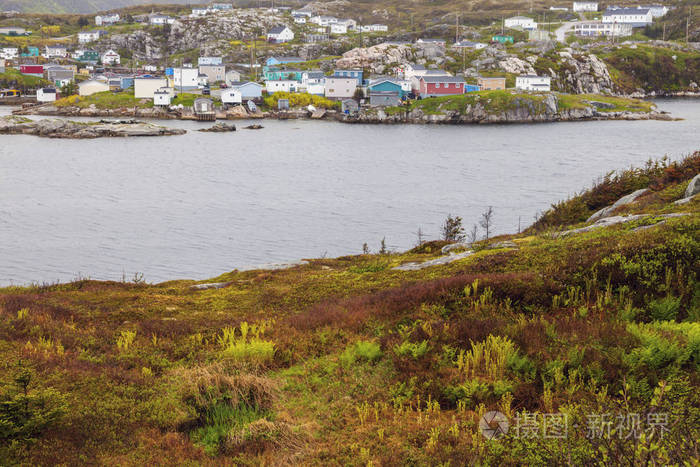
[21,46,39,57]
[491,35,514,44]
[262,68,303,82]
[367,78,406,98]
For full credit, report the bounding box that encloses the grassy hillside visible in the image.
[0,151,698,464]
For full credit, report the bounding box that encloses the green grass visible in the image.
[55,91,154,109]
[0,67,49,89]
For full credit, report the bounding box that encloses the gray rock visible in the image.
[198,122,236,132]
[587,188,649,222]
[441,242,471,254]
[556,212,688,237]
[684,174,700,198]
[190,281,232,290]
[394,250,474,271]
[674,195,697,205]
[486,240,518,249]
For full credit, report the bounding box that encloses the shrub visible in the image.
[648,296,681,321]
[394,340,430,359]
[340,340,382,366]
[455,335,519,381]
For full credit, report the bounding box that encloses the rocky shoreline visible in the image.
[0,116,186,138]
[11,101,672,126]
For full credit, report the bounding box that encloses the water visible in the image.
[1,99,698,285]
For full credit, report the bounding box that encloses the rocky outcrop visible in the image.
[0,116,186,138]
[345,93,661,125]
[587,188,649,222]
[199,122,236,132]
[555,213,689,237]
[13,104,177,119]
[335,42,446,74]
[555,50,615,95]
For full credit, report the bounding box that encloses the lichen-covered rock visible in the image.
[684,174,700,198]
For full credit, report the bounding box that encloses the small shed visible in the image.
[278,98,290,110]
[341,99,359,114]
[153,89,172,106]
[37,88,57,103]
[194,97,215,120]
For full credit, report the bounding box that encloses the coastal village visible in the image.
[0,0,697,121]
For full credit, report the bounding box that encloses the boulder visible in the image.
[587,188,649,222]
[684,174,700,198]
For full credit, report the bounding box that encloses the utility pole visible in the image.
[687,6,692,43]
[455,13,459,43]
[662,23,666,41]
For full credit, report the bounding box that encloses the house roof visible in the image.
[305,71,325,79]
[40,88,57,93]
[507,16,533,20]
[604,7,650,15]
[420,75,465,83]
[268,26,289,34]
[368,78,400,87]
[417,38,445,43]
[230,81,263,88]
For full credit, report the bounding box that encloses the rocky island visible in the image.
[0,116,186,138]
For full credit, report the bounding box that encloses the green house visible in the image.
[78,50,100,62]
[492,35,514,44]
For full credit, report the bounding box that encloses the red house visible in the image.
[20,64,44,76]
[419,75,466,98]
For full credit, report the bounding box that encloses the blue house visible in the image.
[465,84,480,93]
[265,56,304,67]
[333,69,363,85]
[368,78,405,98]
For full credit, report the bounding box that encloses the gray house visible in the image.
[369,91,400,107]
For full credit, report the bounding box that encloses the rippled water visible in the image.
[1,99,698,285]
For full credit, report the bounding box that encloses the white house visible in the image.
[301,71,325,95]
[78,30,101,44]
[221,88,243,105]
[293,15,307,24]
[267,26,294,43]
[574,21,633,37]
[101,50,120,65]
[265,80,298,93]
[134,77,168,98]
[292,9,313,17]
[1,47,18,59]
[641,5,669,17]
[573,1,598,12]
[191,7,213,17]
[515,75,551,91]
[330,23,348,34]
[360,24,388,32]
[603,7,653,26]
[172,67,200,90]
[44,45,68,58]
[324,77,356,99]
[198,56,223,66]
[37,88,58,103]
[452,40,487,49]
[504,16,537,30]
[150,15,175,25]
[95,14,119,26]
[78,79,110,96]
[310,15,338,26]
[153,88,173,106]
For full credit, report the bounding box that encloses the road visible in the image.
[555,21,578,42]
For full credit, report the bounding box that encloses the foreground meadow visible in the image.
[1,152,698,465]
